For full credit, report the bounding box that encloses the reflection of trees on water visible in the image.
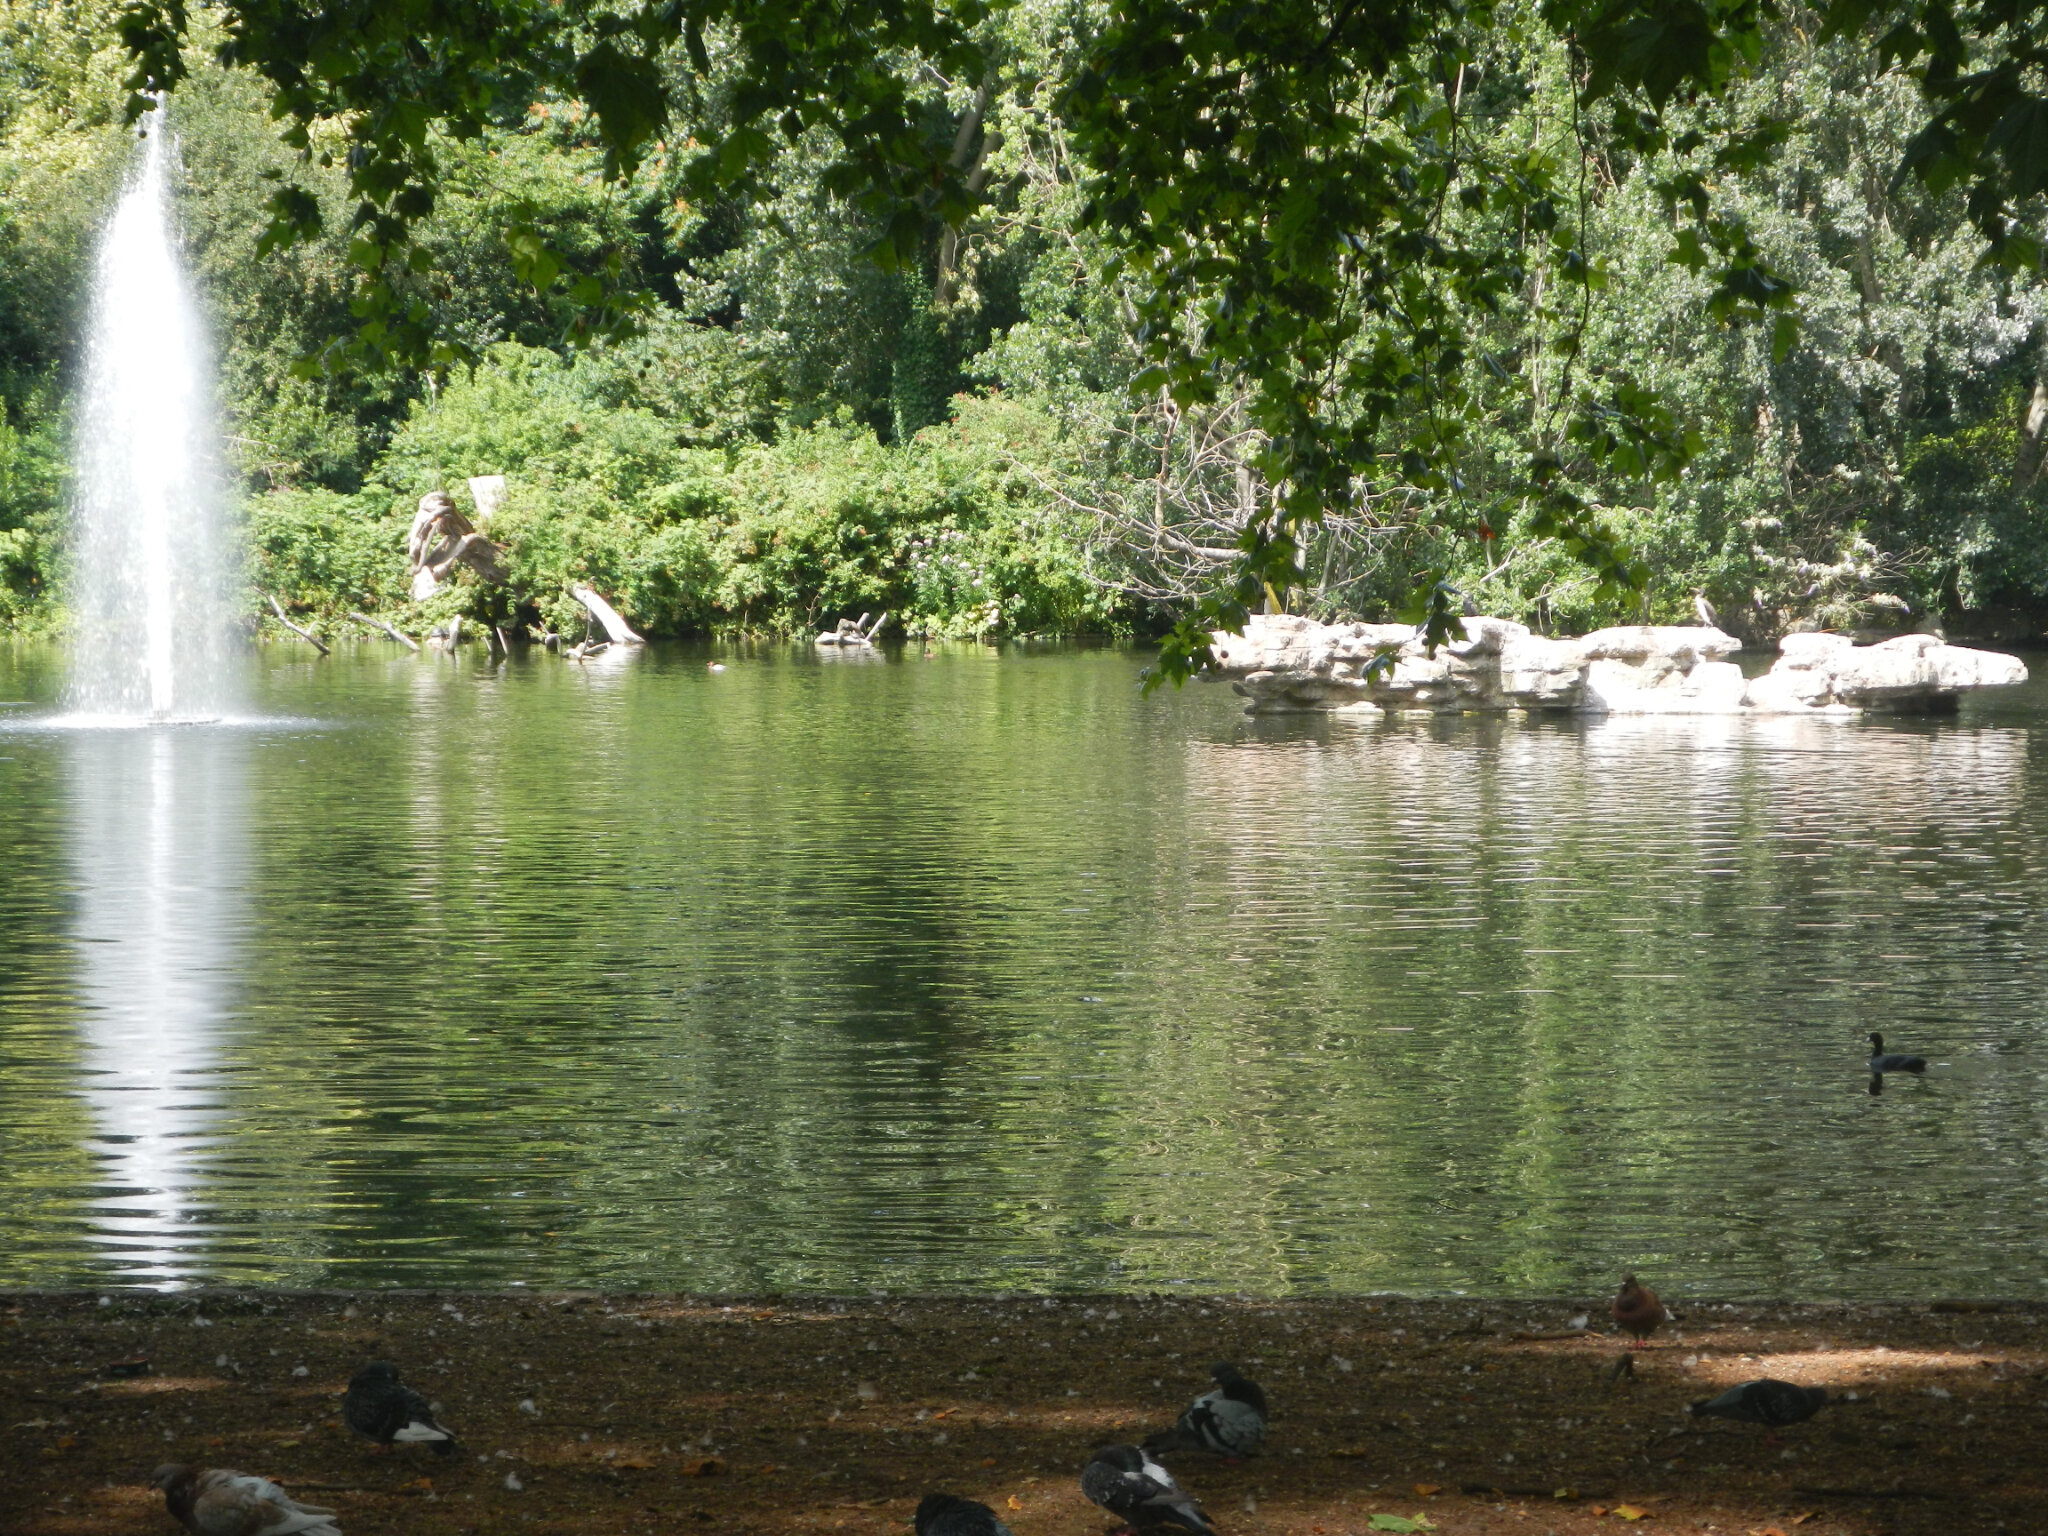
[1175,711,2045,1295]
[12,654,2048,1294]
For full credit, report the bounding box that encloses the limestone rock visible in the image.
[1207,613,2023,716]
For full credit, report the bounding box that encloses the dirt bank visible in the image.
[4,1292,2042,1536]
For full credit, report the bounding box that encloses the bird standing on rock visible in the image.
[1613,1273,1668,1347]
[1081,1444,1215,1534]
[150,1465,342,1536]
[1867,1033,1927,1075]
[343,1360,458,1454]
[1144,1361,1268,1459]
[1689,1377,1829,1437]
[914,1493,1014,1536]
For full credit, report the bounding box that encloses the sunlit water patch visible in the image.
[1,642,2044,1296]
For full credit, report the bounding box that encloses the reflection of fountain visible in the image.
[67,111,233,721]
[69,728,247,1285]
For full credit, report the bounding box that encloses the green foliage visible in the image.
[259,345,1122,639]
[12,0,2048,652]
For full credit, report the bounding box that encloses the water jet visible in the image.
[67,110,234,722]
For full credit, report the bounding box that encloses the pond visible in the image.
[1,639,2044,1297]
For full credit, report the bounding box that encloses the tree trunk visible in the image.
[2014,372,2048,490]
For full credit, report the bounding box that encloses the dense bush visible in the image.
[252,344,1126,640]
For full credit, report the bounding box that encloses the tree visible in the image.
[111,0,2048,670]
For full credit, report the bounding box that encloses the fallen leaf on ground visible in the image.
[1413,1483,1440,1496]
[1613,1507,1651,1522]
[1367,1516,1435,1533]
[1006,1496,1023,1511]
[615,1454,652,1470]
[1553,1487,1578,1500]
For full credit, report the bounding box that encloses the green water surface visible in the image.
[0,640,2043,1296]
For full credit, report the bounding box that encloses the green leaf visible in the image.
[1771,310,1799,364]
[575,39,667,176]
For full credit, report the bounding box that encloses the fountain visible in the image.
[52,108,247,1285]
[67,109,235,722]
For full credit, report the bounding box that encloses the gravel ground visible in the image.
[3,1291,2043,1536]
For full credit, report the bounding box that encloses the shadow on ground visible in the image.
[2,1293,2041,1536]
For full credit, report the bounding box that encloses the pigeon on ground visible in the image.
[914,1493,1014,1536]
[343,1360,458,1454]
[1613,1273,1668,1347]
[1688,1377,1829,1430]
[1143,1361,1268,1459]
[1868,1033,1927,1075]
[151,1465,341,1536]
[1080,1444,1214,1534]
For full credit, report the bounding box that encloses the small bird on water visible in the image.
[343,1360,458,1454]
[1613,1273,1668,1347]
[1689,1377,1829,1437]
[914,1493,1014,1536]
[1868,1032,1927,1075]
[1144,1361,1268,1459]
[151,1465,341,1536]
[1081,1444,1214,1534]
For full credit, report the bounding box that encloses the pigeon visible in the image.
[1144,1361,1268,1458]
[151,1465,342,1536]
[1868,1032,1927,1075]
[1080,1444,1214,1535]
[914,1493,1014,1536]
[1613,1273,1668,1347]
[343,1360,458,1454]
[1689,1378,1829,1430]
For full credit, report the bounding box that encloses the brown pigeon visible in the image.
[151,1465,342,1536]
[1613,1273,1668,1348]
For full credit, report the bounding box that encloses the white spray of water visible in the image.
[69,112,234,721]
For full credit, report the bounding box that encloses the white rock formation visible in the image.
[1208,614,2025,716]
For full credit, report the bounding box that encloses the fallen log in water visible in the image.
[264,593,330,655]
[348,610,421,651]
[571,585,644,645]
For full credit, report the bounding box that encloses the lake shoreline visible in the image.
[6,1290,2041,1536]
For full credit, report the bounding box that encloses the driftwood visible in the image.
[264,593,330,655]
[408,491,510,599]
[816,610,890,647]
[570,585,644,645]
[348,610,420,652]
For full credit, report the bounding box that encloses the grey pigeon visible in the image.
[1144,1361,1267,1458]
[151,1465,341,1536]
[343,1360,458,1454]
[1080,1444,1213,1534]
[1867,1033,1927,1075]
[914,1493,1014,1536]
[1689,1378,1829,1428]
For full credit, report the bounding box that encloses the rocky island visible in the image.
[1210,614,2028,715]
